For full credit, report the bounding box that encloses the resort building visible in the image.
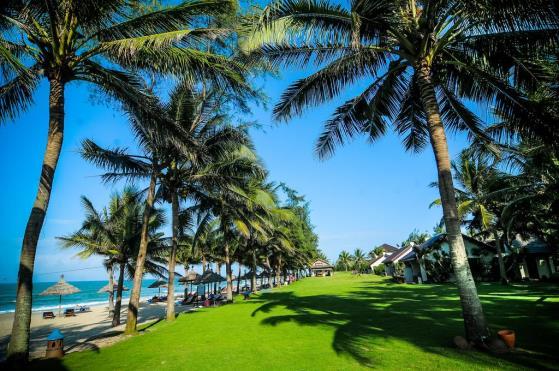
[310,259,334,277]
[512,238,557,280]
[383,245,414,276]
[368,244,399,272]
[398,234,496,283]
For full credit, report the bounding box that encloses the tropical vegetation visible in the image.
[244,0,558,343]
[1,0,558,367]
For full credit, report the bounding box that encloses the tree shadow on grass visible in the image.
[252,281,559,370]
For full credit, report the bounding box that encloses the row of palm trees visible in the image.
[2,0,259,361]
[59,189,169,327]
[2,0,558,362]
[75,80,320,332]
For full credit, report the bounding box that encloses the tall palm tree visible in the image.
[157,83,260,320]
[58,189,168,326]
[80,112,171,334]
[2,0,247,360]
[337,250,352,271]
[246,0,558,342]
[431,152,510,283]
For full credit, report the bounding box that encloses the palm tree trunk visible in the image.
[107,264,115,318]
[124,172,157,334]
[236,264,241,294]
[251,250,257,291]
[493,229,508,284]
[202,256,207,272]
[417,63,490,343]
[8,78,65,362]
[275,257,282,287]
[112,260,126,326]
[224,241,233,302]
[166,190,179,321]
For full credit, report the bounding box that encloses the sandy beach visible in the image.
[0,299,195,360]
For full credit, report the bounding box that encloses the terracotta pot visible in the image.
[497,329,516,349]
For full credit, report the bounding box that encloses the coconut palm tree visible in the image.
[2,0,248,360]
[155,83,262,320]
[352,249,367,273]
[80,113,171,334]
[430,152,510,283]
[198,182,276,301]
[58,189,168,326]
[337,251,352,271]
[246,0,558,342]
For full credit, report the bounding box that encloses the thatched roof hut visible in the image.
[97,283,129,293]
[40,275,80,315]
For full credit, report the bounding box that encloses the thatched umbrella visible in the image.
[179,271,201,294]
[195,270,225,294]
[148,279,168,296]
[97,283,129,293]
[40,275,80,315]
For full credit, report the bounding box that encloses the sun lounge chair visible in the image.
[76,305,91,313]
[64,308,76,317]
[43,311,56,319]
[212,294,227,306]
[181,295,195,305]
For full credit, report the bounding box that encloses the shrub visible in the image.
[373,264,385,275]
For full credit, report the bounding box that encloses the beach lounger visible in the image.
[180,295,195,306]
[43,311,56,319]
[64,308,76,317]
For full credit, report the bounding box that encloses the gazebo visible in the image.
[309,259,334,277]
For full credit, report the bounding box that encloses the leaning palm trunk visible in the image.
[417,63,490,343]
[112,260,126,327]
[107,265,115,318]
[125,172,157,334]
[224,242,233,302]
[8,78,65,361]
[493,230,508,284]
[166,190,179,321]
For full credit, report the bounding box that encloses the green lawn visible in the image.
[33,273,558,370]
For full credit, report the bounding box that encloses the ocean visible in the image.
[0,279,222,313]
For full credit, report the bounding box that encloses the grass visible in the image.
[31,273,558,370]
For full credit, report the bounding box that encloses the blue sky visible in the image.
[0,65,471,283]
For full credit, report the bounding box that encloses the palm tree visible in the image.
[337,251,352,271]
[352,249,366,273]
[199,182,275,301]
[2,0,247,360]
[156,83,261,320]
[247,0,557,342]
[58,189,168,326]
[431,152,510,283]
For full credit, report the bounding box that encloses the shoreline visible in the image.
[0,296,193,360]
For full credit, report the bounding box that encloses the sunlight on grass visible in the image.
[31,273,559,371]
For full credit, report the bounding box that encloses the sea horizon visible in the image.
[0,278,225,314]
